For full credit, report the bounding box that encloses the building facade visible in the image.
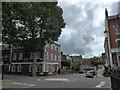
[3,42,61,75]
[104,9,120,67]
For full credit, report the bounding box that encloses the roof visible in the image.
[108,14,120,21]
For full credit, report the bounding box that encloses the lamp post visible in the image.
[104,30,111,74]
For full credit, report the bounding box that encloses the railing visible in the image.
[111,72,120,90]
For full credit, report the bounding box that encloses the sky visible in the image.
[57,0,119,58]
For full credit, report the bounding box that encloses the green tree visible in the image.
[90,56,105,70]
[2,2,65,76]
[61,60,71,69]
[71,60,81,71]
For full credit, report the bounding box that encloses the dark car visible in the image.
[92,70,97,76]
[79,70,85,74]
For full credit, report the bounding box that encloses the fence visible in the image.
[111,72,120,90]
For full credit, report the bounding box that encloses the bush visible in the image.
[111,66,120,72]
[102,66,110,77]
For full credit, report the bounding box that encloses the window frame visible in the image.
[115,26,120,35]
[18,53,23,60]
[13,53,17,60]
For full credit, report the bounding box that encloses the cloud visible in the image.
[57,1,118,58]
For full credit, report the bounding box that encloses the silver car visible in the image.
[86,70,94,78]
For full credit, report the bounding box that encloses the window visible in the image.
[117,40,120,48]
[115,26,120,35]
[37,64,42,72]
[29,65,32,72]
[46,52,49,60]
[51,44,53,49]
[11,65,16,72]
[56,47,58,51]
[17,65,22,72]
[36,52,41,59]
[30,52,34,59]
[18,53,23,60]
[58,56,61,61]
[53,45,55,50]
[51,54,53,60]
[13,53,17,60]
[57,47,60,52]
[55,55,56,61]
[52,65,55,72]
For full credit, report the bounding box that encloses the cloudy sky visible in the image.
[57,1,119,58]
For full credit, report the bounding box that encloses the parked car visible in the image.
[86,70,94,78]
[92,70,97,76]
[79,70,85,74]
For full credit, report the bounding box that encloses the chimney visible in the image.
[105,8,108,19]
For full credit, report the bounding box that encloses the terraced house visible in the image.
[3,42,61,75]
[104,9,120,67]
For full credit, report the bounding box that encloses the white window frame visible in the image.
[13,53,17,60]
[18,53,23,60]
[11,65,16,72]
[17,64,22,72]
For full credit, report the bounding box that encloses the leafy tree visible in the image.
[61,60,71,69]
[90,56,105,70]
[2,2,66,76]
[71,60,81,71]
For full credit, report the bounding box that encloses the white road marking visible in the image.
[96,81,105,88]
[45,78,70,82]
[12,82,35,88]
[12,82,23,85]
[23,84,35,88]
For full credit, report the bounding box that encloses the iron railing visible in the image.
[111,72,120,90]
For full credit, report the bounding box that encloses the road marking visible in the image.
[12,82,35,88]
[12,82,23,85]
[96,81,105,88]
[23,84,35,88]
[45,78,70,82]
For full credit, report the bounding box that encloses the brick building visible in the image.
[3,42,61,75]
[104,9,120,67]
[80,58,92,70]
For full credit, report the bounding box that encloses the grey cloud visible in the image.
[58,2,118,57]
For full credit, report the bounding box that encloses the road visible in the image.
[1,69,111,89]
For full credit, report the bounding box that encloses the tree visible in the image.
[2,2,66,76]
[90,56,105,70]
[71,60,81,71]
[61,60,71,69]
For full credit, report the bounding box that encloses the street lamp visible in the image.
[104,30,111,73]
